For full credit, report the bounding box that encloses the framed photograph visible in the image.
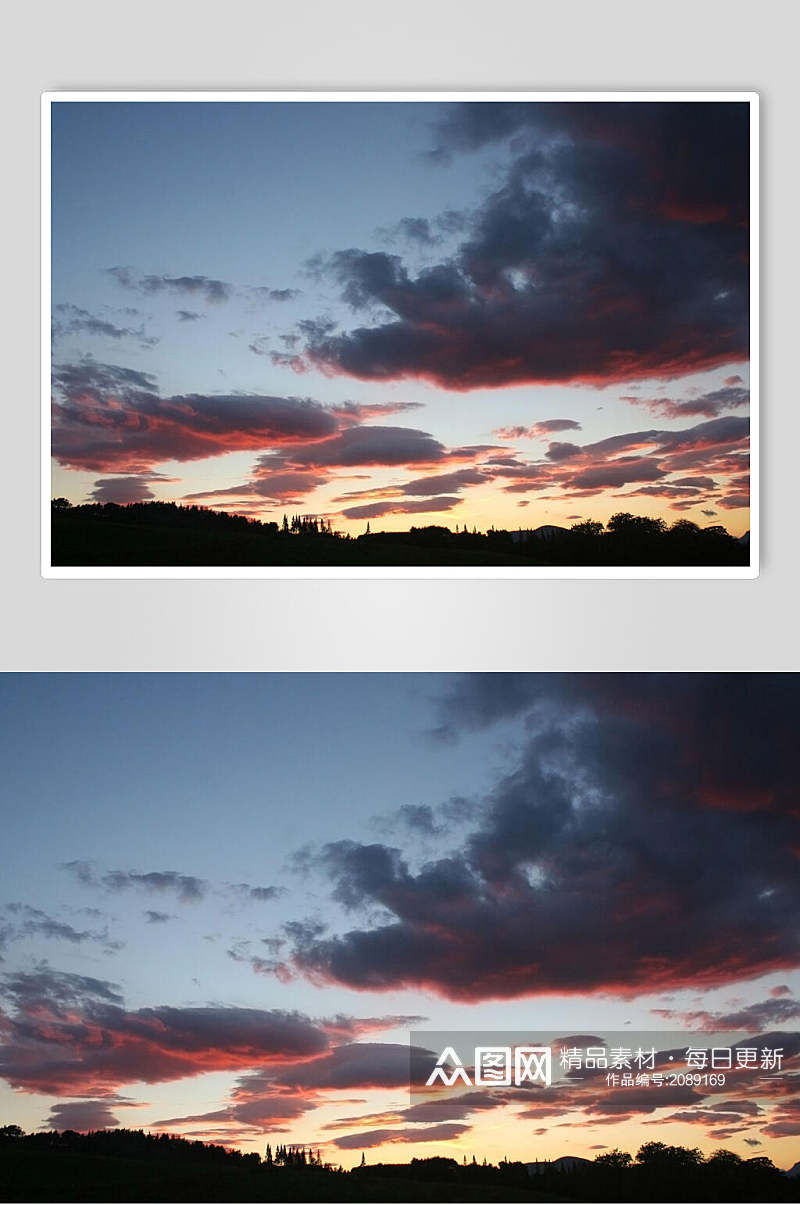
[42,92,757,578]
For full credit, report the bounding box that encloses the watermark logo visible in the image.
[426,1044,552,1088]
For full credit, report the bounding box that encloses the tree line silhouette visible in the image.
[51,499,750,568]
[1,1124,796,1202]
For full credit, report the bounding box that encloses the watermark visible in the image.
[410,1030,792,1102]
[425,1044,552,1088]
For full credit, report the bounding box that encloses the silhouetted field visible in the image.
[50,502,750,568]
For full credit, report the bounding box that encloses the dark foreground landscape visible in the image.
[50,501,750,569]
[1,1127,797,1203]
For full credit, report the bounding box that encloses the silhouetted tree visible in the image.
[595,1148,632,1168]
[571,519,604,537]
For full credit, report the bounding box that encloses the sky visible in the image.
[49,99,751,538]
[0,673,797,1168]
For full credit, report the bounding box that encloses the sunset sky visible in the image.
[1,674,796,1168]
[49,98,751,537]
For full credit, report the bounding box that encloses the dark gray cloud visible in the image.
[718,491,750,510]
[278,675,800,1002]
[248,286,301,304]
[377,216,452,247]
[394,217,438,244]
[340,496,463,521]
[229,883,283,902]
[653,994,800,1032]
[101,870,206,902]
[620,383,750,420]
[297,103,749,389]
[273,425,455,469]
[1,967,124,1011]
[176,310,204,322]
[88,475,167,505]
[2,905,119,952]
[63,862,208,902]
[394,467,488,497]
[108,268,232,304]
[45,1099,128,1132]
[52,304,159,348]
[331,1122,470,1149]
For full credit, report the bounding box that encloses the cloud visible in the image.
[393,468,488,496]
[296,102,748,389]
[331,1122,470,1149]
[143,910,173,924]
[565,458,667,489]
[329,401,424,423]
[277,675,800,1002]
[108,268,232,304]
[312,1032,797,1149]
[101,870,207,902]
[0,972,333,1095]
[340,497,463,521]
[150,1041,434,1134]
[620,384,750,420]
[88,474,171,504]
[248,286,301,304]
[321,1015,427,1039]
[495,419,582,441]
[717,492,750,510]
[652,994,800,1032]
[378,216,442,246]
[176,310,204,322]
[230,883,282,902]
[45,1098,131,1132]
[52,362,343,473]
[53,364,461,502]
[269,426,461,470]
[1,905,119,952]
[492,415,749,508]
[183,424,497,510]
[54,360,743,517]
[63,862,208,902]
[52,304,159,348]
[2,967,124,1010]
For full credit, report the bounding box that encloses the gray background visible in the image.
[2,0,797,670]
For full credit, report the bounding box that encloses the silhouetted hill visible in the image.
[50,502,751,568]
